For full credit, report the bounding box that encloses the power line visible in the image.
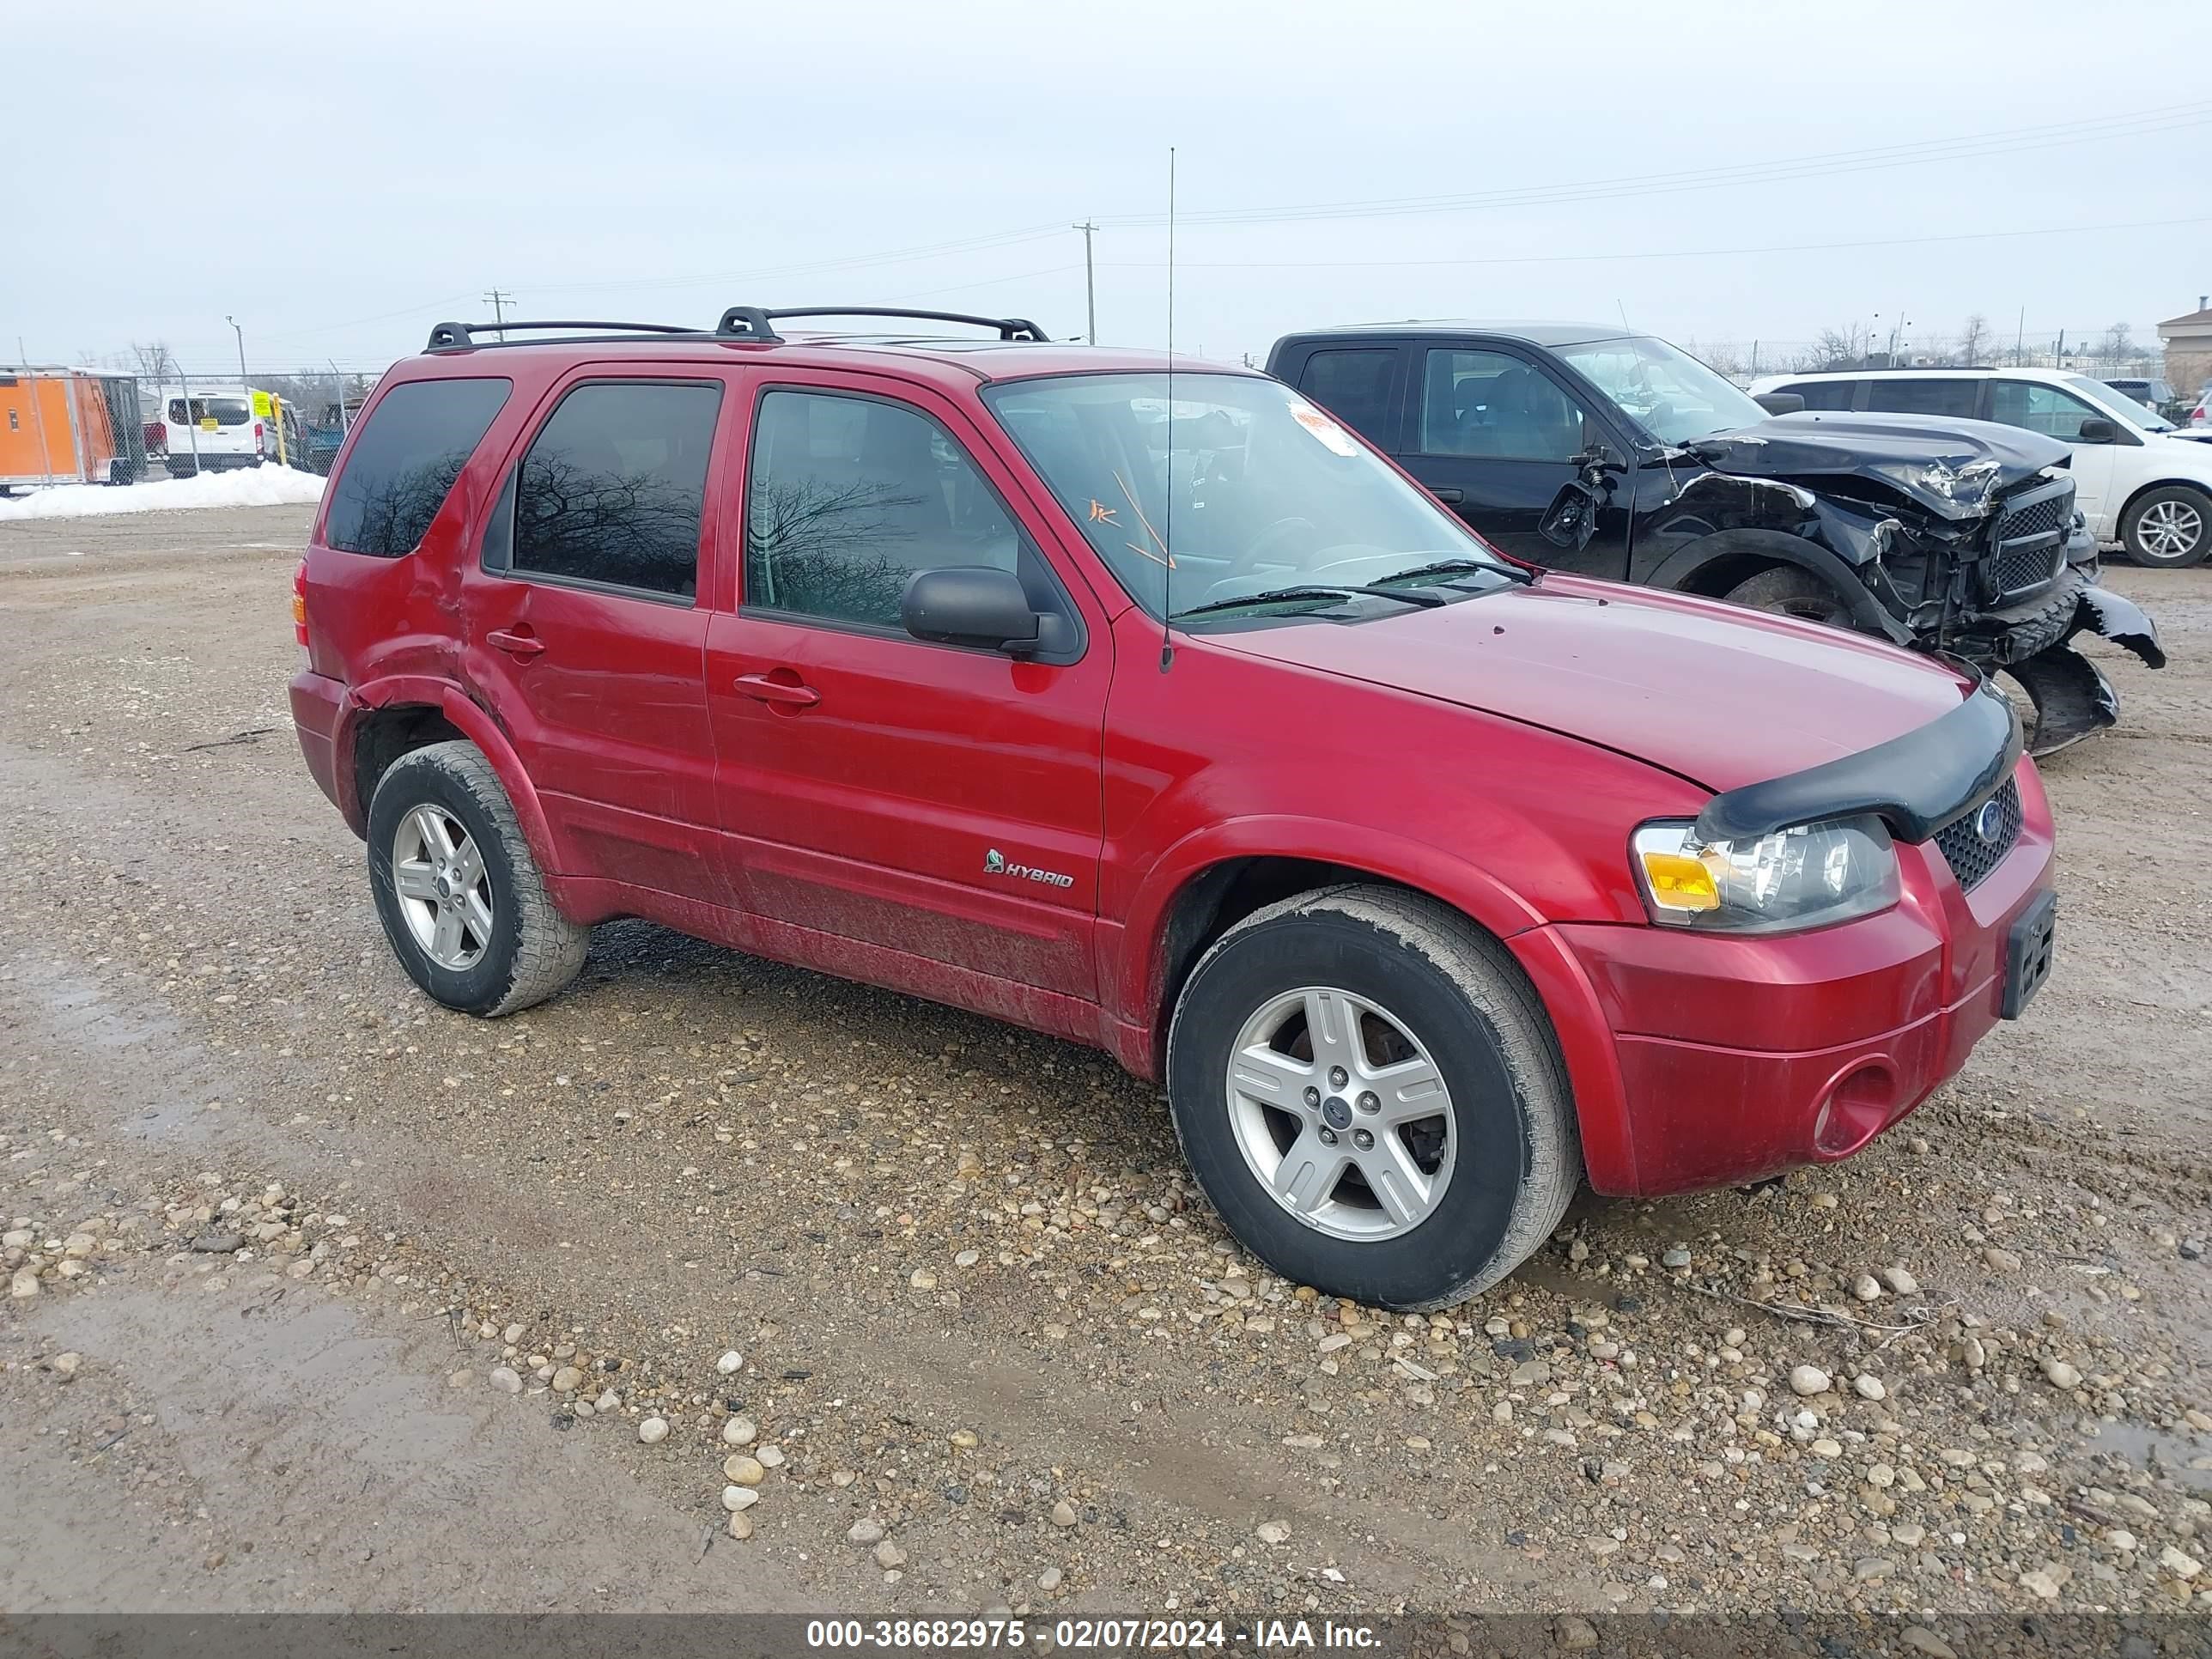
[483,288,513,341]
[1094,214,2212,271]
[1097,101,2212,229]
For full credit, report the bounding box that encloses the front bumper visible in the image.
[1513,761,2057,1198]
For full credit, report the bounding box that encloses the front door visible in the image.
[1396,345,1629,577]
[459,373,732,900]
[1986,378,2126,534]
[705,373,1112,1003]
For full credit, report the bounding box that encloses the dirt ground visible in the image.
[2,504,2208,1628]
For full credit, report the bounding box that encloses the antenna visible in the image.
[1160,146,1177,674]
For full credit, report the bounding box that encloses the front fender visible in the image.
[1644,524,1910,645]
[1110,816,1554,1048]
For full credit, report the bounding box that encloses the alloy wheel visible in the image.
[391,804,494,970]
[1224,986,1456,1242]
[2138,498,2204,560]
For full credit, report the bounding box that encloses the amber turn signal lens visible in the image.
[1637,850,1720,912]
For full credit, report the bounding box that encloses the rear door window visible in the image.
[1863,378,1979,418]
[506,380,722,600]
[1293,348,1400,447]
[325,377,512,556]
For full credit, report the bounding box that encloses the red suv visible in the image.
[290,306,2058,1310]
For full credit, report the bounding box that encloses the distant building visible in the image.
[2158,298,2212,392]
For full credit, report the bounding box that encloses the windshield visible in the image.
[982,373,1510,618]
[2068,374,2172,431]
[1553,335,1768,445]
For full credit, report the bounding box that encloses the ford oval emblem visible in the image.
[1974,798,2006,844]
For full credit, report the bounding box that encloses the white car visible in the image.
[1750,366,2212,568]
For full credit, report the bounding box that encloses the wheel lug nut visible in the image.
[1317,1127,1339,1146]
[1358,1091,1379,1115]
[1353,1127,1374,1151]
[1303,1086,1321,1107]
[1328,1066,1348,1089]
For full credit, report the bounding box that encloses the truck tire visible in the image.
[1720,565,1854,629]
[365,741,589,1018]
[1166,885,1580,1311]
[2120,485,2210,568]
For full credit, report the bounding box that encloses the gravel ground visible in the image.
[2,504,2209,1628]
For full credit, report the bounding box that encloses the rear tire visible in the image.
[366,741,589,1017]
[2120,486,2210,568]
[1166,885,1580,1311]
[1720,564,1855,629]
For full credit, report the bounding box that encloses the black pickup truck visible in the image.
[1267,323,2165,754]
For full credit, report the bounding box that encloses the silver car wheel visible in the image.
[1224,985,1457,1242]
[2139,498,2204,558]
[392,804,494,971]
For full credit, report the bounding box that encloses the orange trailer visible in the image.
[0,368,143,491]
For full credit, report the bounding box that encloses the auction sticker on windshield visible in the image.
[1287,398,1361,457]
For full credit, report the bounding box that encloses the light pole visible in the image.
[227,315,248,394]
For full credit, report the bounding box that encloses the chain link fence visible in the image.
[2,360,386,494]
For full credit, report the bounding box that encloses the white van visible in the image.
[1749,365,2212,568]
[151,389,263,477]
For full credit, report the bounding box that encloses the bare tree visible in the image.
[2098,322,2136,367]
[1956,313,1992,366]
[1792,324,1867,372]
[1691,339,1747,378]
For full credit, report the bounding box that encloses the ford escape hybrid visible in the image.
[290,307,2058,1310]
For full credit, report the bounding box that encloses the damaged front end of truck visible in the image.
[1664,416,2166,755]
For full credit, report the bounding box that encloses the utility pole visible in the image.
[484,289,513,342]
[227,314,248,394]
[1071,223,1097,344]
[2014,306,2026,367]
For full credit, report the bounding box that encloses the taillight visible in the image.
[255,421,264,441]
[292,560,309,647]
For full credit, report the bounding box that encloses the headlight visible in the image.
[1631,815,1899,933]
[1876,454,2002,508]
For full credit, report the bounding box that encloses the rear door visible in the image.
[459,371,734,901]
[703,369,1112,1008]
[1280,343,1407,453]
[1398,343,1627,575]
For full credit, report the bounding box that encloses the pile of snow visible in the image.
[0,465,326,522]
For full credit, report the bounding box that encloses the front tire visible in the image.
[2121,486,2210,568]
[1166,885,1580,1310]
[1720,564,1855,628]
[366,741,589,1017]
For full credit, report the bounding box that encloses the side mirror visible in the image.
[2075,417,2117,444]
[902,566,1042,654]
[1754,392,1805,416]
[1540,479,1604,550]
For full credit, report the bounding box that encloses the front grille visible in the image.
[1935,777,2022,891]
[1986,481,2074,602]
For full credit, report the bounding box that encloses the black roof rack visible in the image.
[422,307,1051,354]
[425,319,697,350]
[714,306,1048,343]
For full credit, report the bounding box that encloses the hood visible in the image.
[1206,575,1975,794]
[1684,412,2069,519]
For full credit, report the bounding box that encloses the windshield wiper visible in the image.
[1373,556,1532,587]
[1172,583,1448,621]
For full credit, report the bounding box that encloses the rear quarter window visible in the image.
[325,377,512,556]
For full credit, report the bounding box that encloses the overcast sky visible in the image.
[9,0,2209,380]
